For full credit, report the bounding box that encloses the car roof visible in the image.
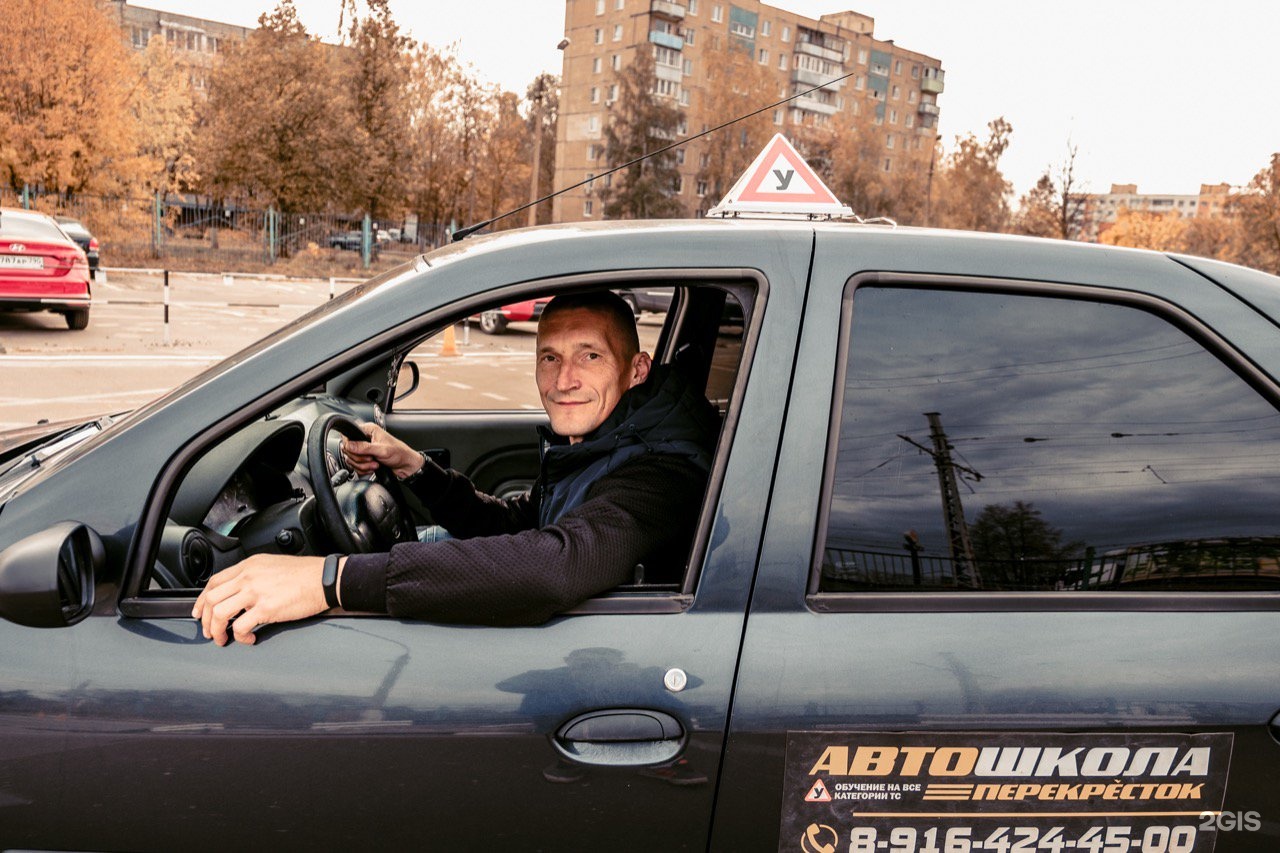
[419,217,1280,324]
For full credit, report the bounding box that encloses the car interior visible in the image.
[140,278,757,614]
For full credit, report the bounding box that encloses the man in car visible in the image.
[193,291,719,645]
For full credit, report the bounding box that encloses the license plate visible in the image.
[0,255,44,269]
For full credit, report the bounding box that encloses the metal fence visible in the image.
[0,186,437,270]
[822,537,1280,592]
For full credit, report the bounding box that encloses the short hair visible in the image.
[539,291,640,357]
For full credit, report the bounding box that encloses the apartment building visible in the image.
[553,0,945,222]
[1085,183,1233,240]
[103,1,252,95]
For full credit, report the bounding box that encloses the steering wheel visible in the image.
[307,413,418,553]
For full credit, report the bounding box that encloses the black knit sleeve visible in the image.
[404,457,539,537]
[339,454,707,625]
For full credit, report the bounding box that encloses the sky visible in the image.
[134,0,1280,198]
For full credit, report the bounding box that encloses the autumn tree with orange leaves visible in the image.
[0,0,143,195]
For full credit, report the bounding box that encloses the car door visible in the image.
[715,230,1280,851]
[0,230,813,851]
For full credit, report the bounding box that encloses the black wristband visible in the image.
[322,553,341,609]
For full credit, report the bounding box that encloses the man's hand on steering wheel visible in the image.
[341,422,423,480]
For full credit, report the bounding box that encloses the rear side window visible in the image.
[819,286,1280,592]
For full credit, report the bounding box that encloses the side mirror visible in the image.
[393,359,421,403]
[0,522,101,627]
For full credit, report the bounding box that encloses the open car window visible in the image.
[136,278,757,616]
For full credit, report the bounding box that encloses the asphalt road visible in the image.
[0,270,663,431]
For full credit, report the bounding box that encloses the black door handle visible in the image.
[554,709,686,766]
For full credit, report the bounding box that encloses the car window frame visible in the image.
[119,268,767,619]
[809,272,1280,613]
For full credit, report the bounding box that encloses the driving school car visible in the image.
[3,191,1280,848]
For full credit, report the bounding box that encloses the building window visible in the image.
[908,89,917,103]
[697,180,708,196]
[596,0,605,13]
[613,23,623,41]
[700,153,710,168]
[681,27,695,44]
[676,148,686,165]
[858,48,867,64]
[590,86,599,103]
[779,53,787,70]
[594,28,603,44]
[729,21,754,38]
[773,109,783,125]
[762,20,771,36]
[584,200,594,217]
[891,84,900,100]
[613,54,621,70]
[889,109,897,124]
[674,175,684,194]
[677,117,688,135]
[886,134,895,149]
[688,0,698,13]
[589,115,600,133]
[911,64,920,78]
[759,49,768,64]
[588,144,601,161]
[131,26,150,48]
[883,157,891,172]
[711,4,723,23]
[616,0,625,8]
[608,84,618,101]
[680,87,691,105]
[683,58,693,75]
[894,59,902,74]
[905,113,914,128]
[781,25,790,42]
[855,75,864,90]
[593,57,602,73]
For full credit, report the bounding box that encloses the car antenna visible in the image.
[451,67,861,242]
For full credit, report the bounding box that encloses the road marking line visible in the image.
[0,388,171,406]
[0,354,221,364]
[445,381,472,390]
[480,392,509,401]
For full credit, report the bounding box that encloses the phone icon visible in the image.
[801,822,837,853]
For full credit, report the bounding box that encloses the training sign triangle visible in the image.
[805,778,833,802]
[707,133,852,218]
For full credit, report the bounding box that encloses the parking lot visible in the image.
[0,269,662,430]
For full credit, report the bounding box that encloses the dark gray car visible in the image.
[1,220,1278,851]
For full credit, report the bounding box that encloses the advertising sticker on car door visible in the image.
[782,732,1232,853]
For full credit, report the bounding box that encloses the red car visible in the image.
[0,208,91,330]
[477,297,549,334]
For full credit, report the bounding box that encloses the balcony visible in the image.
[792,93,838,116]
[650,0,686,20]
[794,40,844,64]
[921,74,945,94]
[917,102,940,117]
[655,62,682,83]
[649,29,684,51]
[792,67,844,91]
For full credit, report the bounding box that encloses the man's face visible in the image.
[536,307,651,443]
